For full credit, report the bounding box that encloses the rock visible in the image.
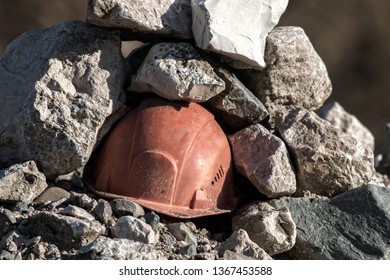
[222,250,256,260]
[166,222,197,246]
[237,26,332,121]
[109,198,145,218]
[0,208,16,224]
[0,208,16,235]
[0,161,47,204]
[275,108,375,197]
[378,123,390,175]
[271,184,390,260]
[216,229,272,260]
[93,199,113,225]
[12,202,29,213]
[54,169,84,191]
[0,20,126,178]
[178,244,197,257]
[318,101,375,151]
[0,250,13,260]
[111,216,155,244]
[33,187,71,206]
[79,236,166,260]
[61,205,95,221]
[191,0,288,69]
[203,54,269,130]
[229,124,296,198]
[232,202,296,256]
[142,212,160,230]
[87,0,192,41]
[24,211,105,250]
[129,42,225,102]
[69,192,98,212]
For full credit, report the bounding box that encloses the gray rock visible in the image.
[204,56,269,130]
[167,222,197,246]
[271,184,390,260]
[110,198,145,218]
[191,0,288,69]
[232,202,296,256]
[70,192,98,212]
[54,169,84,191]
[111,216,155,244]
[80,236,166,260]
[33,187,71,206]
[222,250,256,260]
[142,212,160,230]
[318,101,375,151]
[0,250,13,260]
[0,20,126,178]
[0,161,47,204]
[237,26,332,122]
[216,229,272,260]
[229,124,296,198]
[87,0,192,41]
[275,108,375,197]
[94,199,113,225]
[178,244,197,256]
[129,42,225,102]
[25,211,105,250]
[61,205,95,221]
[0,208,16,224]
[12,202,29,213]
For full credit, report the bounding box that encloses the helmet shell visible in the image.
[84,97,237,218]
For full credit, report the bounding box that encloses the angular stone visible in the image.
[0,20,126,178]
[33,187,71,206]
[229,124,296,198]
[94,199,113,225]
[61,205,95,221]
[79,236,166,260]
[237,26,332,121]
[232,202,296,256]
[129,42,225,102]
[191,0,288,69]
[87,0,192,41]
[111,216,155,244]
[216,229,272,260]
[0,161,47,204]
[275,108,375,197]
[318,101,375,151]
[203,55,269,130]
[25,211,105,250]
[271,184,390,260]
[166,222,197,246]
[109,198,145,218]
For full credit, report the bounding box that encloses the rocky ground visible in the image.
[0,0,390,260]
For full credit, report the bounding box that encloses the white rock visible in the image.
[111,216,155,244]
[129,42,225,102]
[191,0,289,69]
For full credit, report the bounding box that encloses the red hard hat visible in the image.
[84,97,237,218]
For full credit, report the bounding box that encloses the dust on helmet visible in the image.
[83,97,237,218]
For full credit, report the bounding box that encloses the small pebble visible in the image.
[109,198,145,218]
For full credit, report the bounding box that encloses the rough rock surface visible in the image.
[0,20,126,178]
[216,229,272,260]
[111,216,155,244]
[191,0,288,69]
[229,124,296,198]
[129,42,225,102]
[238,26,332,121]
[232,202,296,256]
[0,161,47,204]
[318,101,375,151]
[203,55,269,130]
[109,198,145,218]
[87,0,193,40]
[275,108,375,197]
[271,184,390,260]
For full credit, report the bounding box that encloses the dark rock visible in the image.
[271,184,390,260]
[142,212,160,230]
[275,108,375,197]
[0,20,126,178]
[166,222,198,246]
[109,198,145,218]
[93,199,113,225]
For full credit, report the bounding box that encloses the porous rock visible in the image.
[237,26,332,121]
[229,124,296,198]
[216,229,272,260]
[87,0,192,40]
[191,0,289,69]
[318,101,375,151]
[129,42,225,102]
[111,216,155,244]
[0,161,47,204]
[271,184,390,259]
[79,236,166,260]
[0,20,126,178]
[232,202,296,256]
[275,108,375,197]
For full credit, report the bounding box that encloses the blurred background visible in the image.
[1,0,389,155]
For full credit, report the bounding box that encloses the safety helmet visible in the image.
[84,97,237,218]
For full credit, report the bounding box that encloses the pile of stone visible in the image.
[0,0,389,260]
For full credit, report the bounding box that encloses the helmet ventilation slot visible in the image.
[211,165,224,186]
